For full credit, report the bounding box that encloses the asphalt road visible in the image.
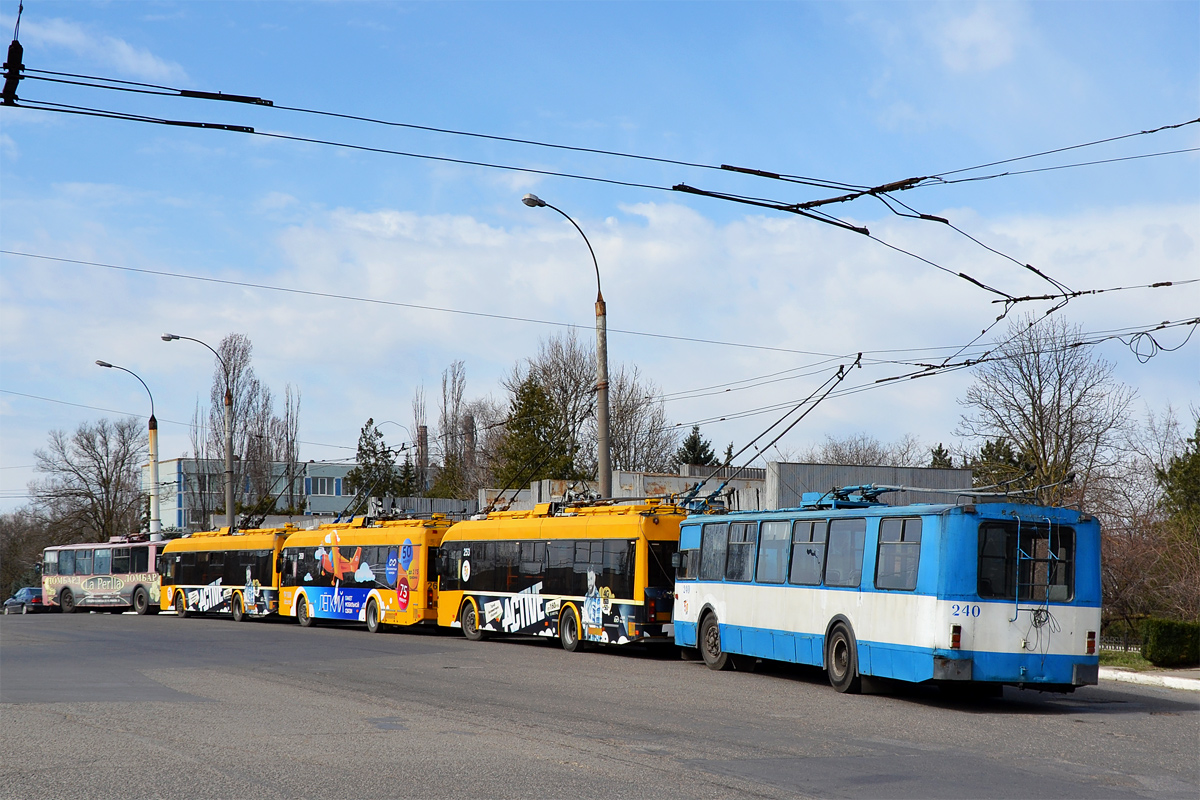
[1,612,1196,800]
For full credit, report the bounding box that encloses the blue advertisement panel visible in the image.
[303,586,371,621]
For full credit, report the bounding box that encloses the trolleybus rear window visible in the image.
[978,523,1074,601]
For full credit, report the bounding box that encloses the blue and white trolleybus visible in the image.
[673,489,1100,693]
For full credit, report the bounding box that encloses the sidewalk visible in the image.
[1099,666,1200,692]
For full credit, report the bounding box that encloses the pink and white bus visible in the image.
[42,536,165,615]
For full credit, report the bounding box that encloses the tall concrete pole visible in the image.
[522,194,612,498]
[95,360,160,536]
[223,387,234,532]
[163,334,236,531]
[148,413,161,536]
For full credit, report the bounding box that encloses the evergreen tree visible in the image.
[676,425,718,467]
[493,376,577,489]
[428,451,468,499]
[343,418,400,513]
[395,452,418,497]
[1156,417,1200,524]
[969,438,1032,491]
[723,442,734,466]
[930,443,953,469]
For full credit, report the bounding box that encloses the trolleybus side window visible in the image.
[875,518,922,591]
[76,549,93,576]
[92,548,111,575]
[112,548,130,574]
[725,522,757,582]
[789,520,826,586]
[545,541,573,594]
[520,542,546,577]
[495,542,521,592]
[755,520,790,584]
[43,551,58,576]
[978,523,1075,601]
[602,540,635,599]
[131,545,150,573]
[699,523,729,581]
[824,518,866,588]
[58,549,75,576]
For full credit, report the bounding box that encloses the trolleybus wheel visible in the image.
[826,623,862,694]
[459,602,485,641]
[699,613,730,671]
[366,600,382,634]
[231,594,246,623]
[296,595,314,627]
[174,591,188,618]
[133,587,150,615]
[559,606,585,653]
[60,589,77,614]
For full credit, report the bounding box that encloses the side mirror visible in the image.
[670,552,682,568]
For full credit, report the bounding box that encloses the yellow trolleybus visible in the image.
[158,527,292,620]
[437,500,685,651]
[278,516,453,633]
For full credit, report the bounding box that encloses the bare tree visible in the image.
[505,331,679,479]
[0,508,54,596]
[193,334,302,518]
[271,385,302,511]
[957,314,1134,505]
[29,417,147,541]
[608,363,678,473]
[800,432,926,467]
[1092,406,1199,625]
[521,331,594,475]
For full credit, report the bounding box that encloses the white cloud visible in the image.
[2,192,1196,513]
[17,17,188,83]
[935,3,1025,73]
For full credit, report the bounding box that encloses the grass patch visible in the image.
[1099,650,1155,670]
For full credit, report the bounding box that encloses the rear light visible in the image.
[950,624,962,649]
[647,598,656,620]
[1086,631,1096,655]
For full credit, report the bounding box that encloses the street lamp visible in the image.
[162,333,235,532]
[522,193,612,498]
[95,360,161,538]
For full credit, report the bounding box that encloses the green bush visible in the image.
[1140,618,1200,667]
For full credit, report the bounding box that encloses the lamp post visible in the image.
[522,193,611,498]
[162,333,235,532]
[95,360,161,538]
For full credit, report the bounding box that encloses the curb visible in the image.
[1099,667,1200,692]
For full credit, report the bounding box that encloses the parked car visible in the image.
[3,587,46,614]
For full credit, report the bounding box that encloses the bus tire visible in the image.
[366,600,382,634]
[60,589,77,614]
[459,601,486,641]
[132,587,150,615]
[699,613,730,671]
[174,591,189,618]
[296,595,314,627]
[231,594,246,623]
[559,606,584,653]
[826,623,862,694]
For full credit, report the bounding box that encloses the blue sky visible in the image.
[1,1,1197,511]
